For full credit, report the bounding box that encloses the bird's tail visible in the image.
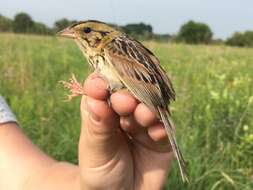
[158,107,189,182]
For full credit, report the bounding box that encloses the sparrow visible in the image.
[57,20,188,182]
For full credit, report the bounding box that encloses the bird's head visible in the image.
[57,20,121,53]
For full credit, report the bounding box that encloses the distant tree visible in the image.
[32,22,53,35]
[177,20,213,44]
[13,12,34,33]
[0,14,13,32]
[122,22,153,40]
[54,18,77,32]
[226,31,253,47]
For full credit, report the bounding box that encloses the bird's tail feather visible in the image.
[158,107,189,182]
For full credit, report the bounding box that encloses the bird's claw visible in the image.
[59,73,85,101]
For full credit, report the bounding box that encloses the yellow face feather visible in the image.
[58,20,121,51]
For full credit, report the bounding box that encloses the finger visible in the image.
[120,115,170,152]
[134,103,158,127]
[120,115,153,147]
[110,91,138,116]
[120,115,143,134]
[120,115,160,146]
[84,74,109,100]
[147,123,168,143]
[79,96,122,168]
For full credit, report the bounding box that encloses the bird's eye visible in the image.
[83,27,91,33]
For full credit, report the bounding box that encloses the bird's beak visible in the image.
[57,27,76,38]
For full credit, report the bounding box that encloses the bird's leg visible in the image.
[59,73,85,101]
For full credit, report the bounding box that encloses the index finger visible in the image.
[84,73,109,100]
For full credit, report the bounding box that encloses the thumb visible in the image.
[78,77,121,169]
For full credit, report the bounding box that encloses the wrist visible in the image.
[24,162,81,190]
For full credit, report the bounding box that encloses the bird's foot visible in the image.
[59,73,85,101]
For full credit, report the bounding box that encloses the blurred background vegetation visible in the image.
[1,12,253,47]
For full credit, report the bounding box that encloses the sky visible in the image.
[0,0,252,39]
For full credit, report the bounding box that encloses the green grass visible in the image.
[0,33,253,190]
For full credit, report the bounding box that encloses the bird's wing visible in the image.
[104,36,188,181]
[104,36,175,111]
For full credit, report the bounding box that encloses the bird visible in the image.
[57,20,188,182]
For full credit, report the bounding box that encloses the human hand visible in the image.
[78,73,174,190]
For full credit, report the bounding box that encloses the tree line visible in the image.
[1,12,253,47]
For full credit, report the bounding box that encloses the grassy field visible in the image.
[0,33,252,190]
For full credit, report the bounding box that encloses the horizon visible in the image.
[1,0,253,39]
